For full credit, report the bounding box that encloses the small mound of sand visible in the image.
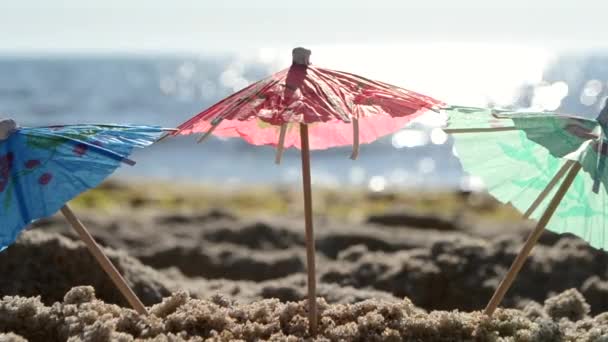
[0,229,395,310]
[0,231,175,307]
[0,333,27,342]
[544,288,590,321]
[1,286,606,341]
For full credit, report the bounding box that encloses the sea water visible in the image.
[1,51,604,190]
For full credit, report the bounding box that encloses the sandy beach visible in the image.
[3,1,608,339]
[1,181,607,340]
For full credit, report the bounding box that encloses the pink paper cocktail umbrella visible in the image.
[172,47,444,335]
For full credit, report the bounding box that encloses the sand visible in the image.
[1,185,608,340]
[0,285,606,341]
[0,286,608,341]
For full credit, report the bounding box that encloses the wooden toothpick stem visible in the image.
[443,127,517,134]
[275,124,288,164]
[523,160,576,218]
[197,119,223,143]
[299,124,318,336]
[483,162,582,316]
[350,118,360,160]
[60,205,148,315]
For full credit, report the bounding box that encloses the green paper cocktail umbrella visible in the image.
[443,101,608,316]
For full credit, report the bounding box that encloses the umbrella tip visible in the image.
[292,47,311,65]
[0,118,17,141]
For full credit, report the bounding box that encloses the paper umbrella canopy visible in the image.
[174,48,444,156]
[444,105,608,250]
[0,121,164,251]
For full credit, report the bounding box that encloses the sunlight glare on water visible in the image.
[460,176,486,192]
[580,79,603,107]
[391,129,428,148]
[430,128,448,145]
[368,176,387,192]
[300,43,555,108]
[530,81,569,111]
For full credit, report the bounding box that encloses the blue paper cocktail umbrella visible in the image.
[0,119,167,314]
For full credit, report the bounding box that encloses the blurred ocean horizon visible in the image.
[3,47,608,190]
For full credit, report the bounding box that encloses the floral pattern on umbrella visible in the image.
[0,124,163,251]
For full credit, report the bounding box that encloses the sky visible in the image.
[1,0,607,54]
